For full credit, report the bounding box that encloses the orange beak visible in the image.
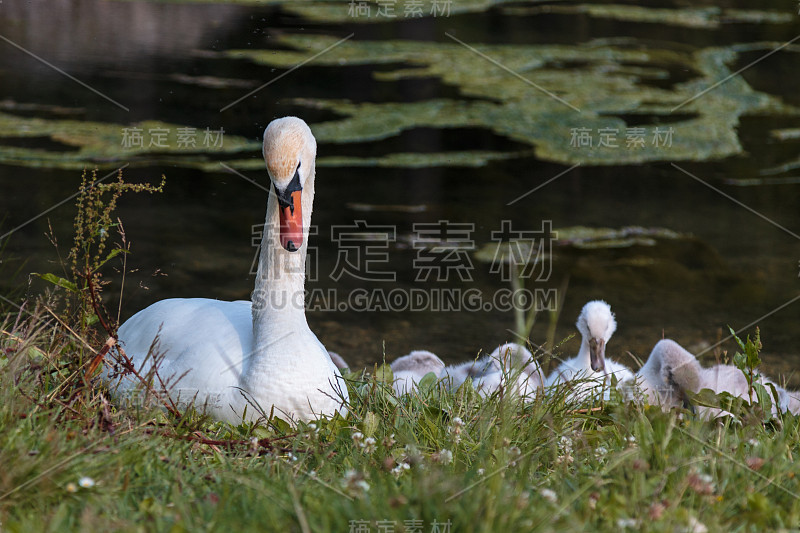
[278,190,303,252]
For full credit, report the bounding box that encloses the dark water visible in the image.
[1,1,799,383]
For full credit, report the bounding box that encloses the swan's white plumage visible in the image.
[545,300,633,400]
[106,117,347,424]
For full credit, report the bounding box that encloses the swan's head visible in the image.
[263,116,317,252]
[576,300,617,372]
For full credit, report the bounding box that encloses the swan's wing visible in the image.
[112,298,252,394]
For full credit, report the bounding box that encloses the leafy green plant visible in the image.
[730,326,762,400]
[35,168,164,345]
[729,326,784,421]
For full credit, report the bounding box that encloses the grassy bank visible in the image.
[2,174,798,532]
[1,309,799,532]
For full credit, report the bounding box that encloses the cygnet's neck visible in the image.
[639,352,660,381]
[578,335,594,370]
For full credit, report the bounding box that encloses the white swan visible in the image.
[625,338,790,418]
[105,117,348,424]
[445,343,543,399]
[545,300,633,400]
[390,350,446,395]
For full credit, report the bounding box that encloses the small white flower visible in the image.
[351,431,364,445]
[540,488,558,504]
[508,446,522,466]
[286,452,298,462]
[65,482,78,493]
[434,449,453,464]
[558,435,573,452]
[477,468,485,476]
[448,417,465,442]
[687,516,708,533]
[626,435,637,445]
[616,518,639,529]
[342,470,370,496]
[308,470,316,478]
[362,437,377,454]
[78,477,95,489]
[698,473,713,484]
[748,438,759,447]
[391,462,411,477]
[595,446,608,457]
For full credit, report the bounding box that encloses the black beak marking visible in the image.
[274,164,302,214]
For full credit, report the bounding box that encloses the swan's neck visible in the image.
[250,171,316,361]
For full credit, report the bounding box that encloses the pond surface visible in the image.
[1,0,799,383]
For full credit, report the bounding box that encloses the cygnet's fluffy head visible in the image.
[327,350,348,371]
[490,343,536,371]
[576,300,617,372]
[490,342,533,362]
[391,350,445,375]
[577,300,616,341]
